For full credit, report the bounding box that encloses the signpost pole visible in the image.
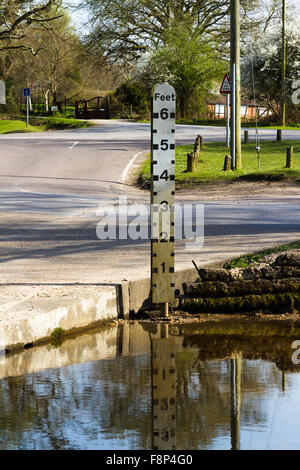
[26,94,29,127]
[151,83,176,317]
[220,74,231,149]
[226,94,230,148]
[231,63,236,170]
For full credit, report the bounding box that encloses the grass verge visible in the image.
[0,119,43,134]
[138,140,300,189]
[175,118,300,130]
[42,117,93,130]
[224,240,300,269]
[0,117,93,134]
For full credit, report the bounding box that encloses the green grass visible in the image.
[133,116,300,129]
[0,119,43,134]
[138,140,300,188]
[0,117,93,133]
[42,117,93,130]
[224,240,300,269]
[175,118,300,130]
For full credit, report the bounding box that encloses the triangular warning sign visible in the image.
[220,74,231,94]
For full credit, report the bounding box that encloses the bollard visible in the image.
[277,129,282,141]
[198,135,203,148]
[193,141,200,156]
[286,147,293,168]
[244,130,248,143]
[223,155,232,171]
[187,153,194,172]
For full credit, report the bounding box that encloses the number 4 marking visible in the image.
[160,170,169,180]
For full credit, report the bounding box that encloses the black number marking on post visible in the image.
[160,108,168,119]
[160,170,169,180]
[160,140,169,150]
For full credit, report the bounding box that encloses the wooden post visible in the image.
[187,153,194,172]
[223,155,232,171]
[244,130,248,143]
[198,135,203,148]
[277,129,282,141]
[286,147,293,168]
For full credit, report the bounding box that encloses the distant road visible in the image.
[0,120,299,210]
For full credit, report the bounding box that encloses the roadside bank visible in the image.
[2,245,300,353]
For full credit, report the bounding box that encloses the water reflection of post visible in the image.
[281,371,286,392]
[150,323,176,451]
[230,356,241,450]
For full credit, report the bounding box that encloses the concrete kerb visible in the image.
[0,259,228,353]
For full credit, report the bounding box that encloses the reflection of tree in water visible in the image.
[0,372,71,449]
[0,337,298,450]
[0,356,152,450]
[176,352,290,450]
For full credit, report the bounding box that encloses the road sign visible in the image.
[220,74,231,94]
[0,80,6,104]
[51,105,58,112]
[151,83,176,307]
[23,88,30,97]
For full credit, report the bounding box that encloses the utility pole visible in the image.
[280,0,286,127]
[230,0,242,170]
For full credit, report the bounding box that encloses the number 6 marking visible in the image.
[160,108,168,119]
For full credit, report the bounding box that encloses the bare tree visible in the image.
[0,0,63,53]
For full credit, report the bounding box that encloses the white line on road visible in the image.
[68,141,79,150]
[122,151,147,182]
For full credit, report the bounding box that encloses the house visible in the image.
[207,94,270,120]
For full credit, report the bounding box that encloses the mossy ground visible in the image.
[224,240,300,269]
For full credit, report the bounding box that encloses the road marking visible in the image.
[122,151,146,182]
[68,141,79,150]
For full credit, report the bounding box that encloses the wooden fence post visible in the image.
[223,155,232,171]
[277,129,282,141]
[286,147,293,168]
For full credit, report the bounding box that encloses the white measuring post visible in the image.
[151,83,176,316]
[220,74,231,148]
[0,81,6,105]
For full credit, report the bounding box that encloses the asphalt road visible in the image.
[0,120,300,206]
[0,120,299,283]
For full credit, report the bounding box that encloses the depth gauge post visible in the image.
[150,83,176,317]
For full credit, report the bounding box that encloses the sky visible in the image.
[64,0,300,35]
[63,0,90,31]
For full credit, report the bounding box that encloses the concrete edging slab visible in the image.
[0,260,228,352]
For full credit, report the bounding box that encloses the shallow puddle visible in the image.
[0,320,300,450]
